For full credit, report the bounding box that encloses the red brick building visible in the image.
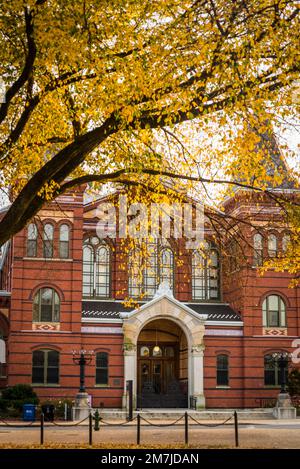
[0,170,299,409]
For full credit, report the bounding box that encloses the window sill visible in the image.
[32,384,60,387]
[216,386,230,389]
[33,322,60,325]
[94,385,110,388]
[264,385,281,389]
[23,257,73,262]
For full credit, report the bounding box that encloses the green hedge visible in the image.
[0,384,39,416]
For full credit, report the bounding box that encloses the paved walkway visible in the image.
[0,419,299,448]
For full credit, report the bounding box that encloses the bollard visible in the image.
[184,412,189,445]
[234,411,239,447]
[137,413,141,445]
[94,409,100,431]
[89,412,93,446]
[40,412,44,445]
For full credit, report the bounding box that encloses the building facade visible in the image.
[0,182,299,409]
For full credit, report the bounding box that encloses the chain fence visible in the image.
[0,410,240,447]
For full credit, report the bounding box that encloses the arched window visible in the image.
[32,349,59,385]
[143,242,157,298]
[209,249,219,299]
[33,288,60,322]
[192,245,220,300]
[264,353,288,386]
[282,234,290,253]
[192,250,206,300]
[128,240,174,299]
[253,233,263,266]
[83,237,110,298]
[128,247,143,298]
[43,223,54,258]
[83,245,94,297]
[59,224,70,259]
[268,234,277,258]
[27,223,38,257]
[216,354,229,386]
[96,352,108,385]
[96,244,110,297]
[262,295,286,328]
[159,246,174,289]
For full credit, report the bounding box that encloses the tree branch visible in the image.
[0,7,36,125]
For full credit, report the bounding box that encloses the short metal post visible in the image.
[185,412,189,445]
[40,412,44,445]
[89,412,93,446]
[127,380,133,421]
[137,413,141,445]
[94,409,100,431]
[234,411,239,447]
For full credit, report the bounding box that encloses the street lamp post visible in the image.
[72,349,94,421]
[272,351,296,419]
[272,351,290,394]
[72,350,93,393]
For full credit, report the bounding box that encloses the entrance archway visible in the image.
[137,319,188,408]
[121,293,207,410]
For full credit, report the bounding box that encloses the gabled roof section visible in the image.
[120,293,208,321]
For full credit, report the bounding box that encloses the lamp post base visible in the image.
[72,392,91,421]
[273,392,296,419]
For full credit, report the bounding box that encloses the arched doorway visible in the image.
[137,319,188,408]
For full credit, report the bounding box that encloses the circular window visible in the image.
[152,346,162,357]
[140,346,150,357]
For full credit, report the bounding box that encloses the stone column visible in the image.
[190,345,205,409]
[122,344,137,410]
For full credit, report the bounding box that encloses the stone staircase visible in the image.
[137,379,187,409]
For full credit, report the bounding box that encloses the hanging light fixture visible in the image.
[153,328,160,354]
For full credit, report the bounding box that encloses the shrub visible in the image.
[0,385,39,417]
[1,384,38,401]
[288,369,300,396]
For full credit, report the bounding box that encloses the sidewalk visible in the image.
[0,417,300,448]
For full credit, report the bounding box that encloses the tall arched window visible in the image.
[159,246,174,290]
[192,245,220,300]
[59,224,70,259]
[143,242,157,298]
[83,237,110,298]
[192,250,206,300]
[96,352,109,385]
[32,349,59,385]
[27,223,38,257]
[253,233,263,266]
[96,244,110,297]
[128,247,143,298]
[264,353,288,386]
[128,240,174,299]
[268,234,278,258]
[43,223,54,258]
[216,354,229,386]
[33,288,60,322]
[262,295,286,328]
[282,234,290,253]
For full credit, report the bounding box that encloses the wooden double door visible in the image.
[137,343,187,408]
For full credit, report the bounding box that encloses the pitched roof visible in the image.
[82,300,242,322]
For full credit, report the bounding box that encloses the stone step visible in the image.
[96,408,275,420]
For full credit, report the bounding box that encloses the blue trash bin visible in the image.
[23,403,36,421]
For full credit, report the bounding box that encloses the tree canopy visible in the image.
[0,0,299,278]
